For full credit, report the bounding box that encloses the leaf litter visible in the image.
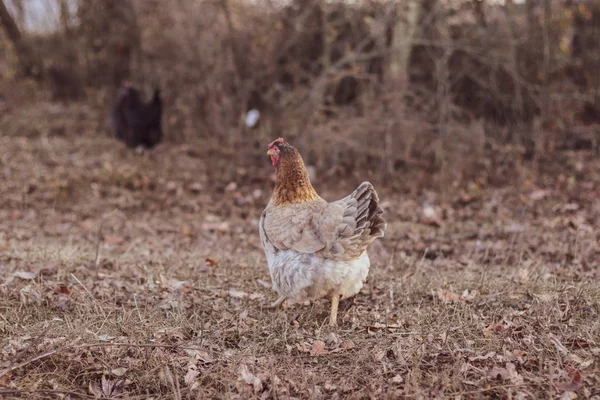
[0,106,599,398]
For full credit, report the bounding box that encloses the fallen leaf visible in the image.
[96,334,116,342]
[562,203,580,212]
[0,371,12,386]
[555,367,583,392]
[80,218,94,231]
[436,288,478,304]
[469,351,496,362]
[53,285,71,295]
[256,279,272,289]
[311,340,328,355]
[183,349,214,363]
[436,289,462,304]
[249,292,265,300]
[12,271,38,280]
[184,366,199,385]
[101,375,123,397]
[228,289,248,298]
[103,235,124,245]
[205,257,219,266]
[188,182,203,193]
[89,381,102,398]
[486,363,523,385]
[181,223,193,237]
[529,189,550,201]
[487,366,508,380]
[111,367,127,377]
[19,285,41,304]
[239,364,262,393]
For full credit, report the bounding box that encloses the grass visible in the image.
[0,100,599,399]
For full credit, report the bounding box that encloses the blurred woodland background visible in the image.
[1,0,598,192]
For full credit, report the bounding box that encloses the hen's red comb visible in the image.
[268,138,285,148]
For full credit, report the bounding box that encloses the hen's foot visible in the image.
[269,296,286,309]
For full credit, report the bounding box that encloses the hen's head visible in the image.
[267,138,290,167]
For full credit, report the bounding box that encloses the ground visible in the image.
[0,100,599,399]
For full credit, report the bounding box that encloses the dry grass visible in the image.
[1,101,599,399]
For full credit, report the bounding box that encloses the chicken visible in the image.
[259,138,387,325]
[110,81,163,149]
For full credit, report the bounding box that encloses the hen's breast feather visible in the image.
[266,249,370,303]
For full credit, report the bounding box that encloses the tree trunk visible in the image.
[78,0,140,90]
[58,0,72,36]
[0,0,41,78]
[389,0,420,89]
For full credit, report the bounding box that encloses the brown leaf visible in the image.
[529,189,550,201]
[184,366,200,385]
[53,285,71,295]
[256,279,272,289]
[12,271,38,280]
[205,257,219,266]
[227,289,248,298]
[436,288,478,304]
[311,340,328,355]
[340,340,356,350]
[487,366,508,380]
[80,218,94,231]
[0,371,12,387]
[103,235,124,245]
[486,363,523,385]
[436,289,462,304]
[89,381,102,398]
[555,367,583,392]
[469,351,497,362]
[181,223,193,237]
[239,364,262,393]
[111,367,127,377]
[188,182,203,193]
[100,375,123,397]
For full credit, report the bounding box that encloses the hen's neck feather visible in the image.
[273,148,319,205]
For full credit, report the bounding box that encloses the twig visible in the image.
[133,294,143,322]
[70,273,96,300]
[94,218,105,266]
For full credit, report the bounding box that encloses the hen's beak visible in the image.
[267,149,274,156]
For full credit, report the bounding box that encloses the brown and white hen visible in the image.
[259,138,387,325]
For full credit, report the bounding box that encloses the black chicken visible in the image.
[111,81,163,149]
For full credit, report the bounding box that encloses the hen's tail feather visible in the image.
[352,182,386,240]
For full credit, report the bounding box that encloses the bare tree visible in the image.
[0,0,41,78]
[389,0,420,90]
[78,0,141,91]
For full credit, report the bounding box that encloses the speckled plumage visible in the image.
[259,140,386,314]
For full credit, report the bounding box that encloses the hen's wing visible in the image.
[261,182,386,261]
[316,181,386,261]
[262,199,328,254]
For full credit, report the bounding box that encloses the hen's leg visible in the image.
[269,296,286,309]
[329,294,340,326]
